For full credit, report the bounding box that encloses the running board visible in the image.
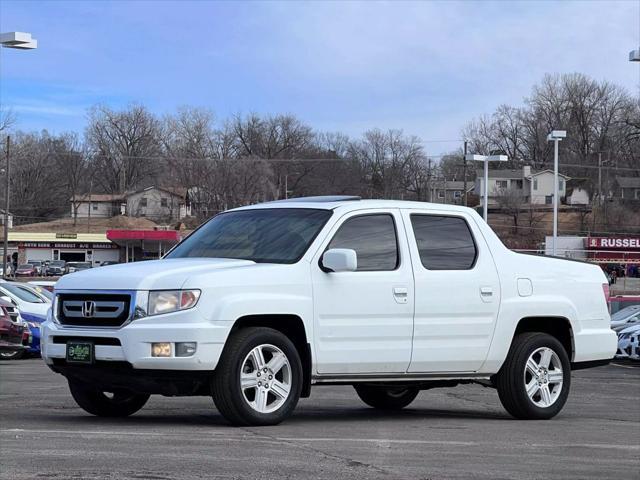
[311,372,491,385]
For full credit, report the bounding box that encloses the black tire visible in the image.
[212,327,303,426]
[354,385,419,410]
[496,332,571,420]
[0,350,25,360]
[68,380,150,417]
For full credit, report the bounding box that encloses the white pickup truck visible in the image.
[41,197,617,425]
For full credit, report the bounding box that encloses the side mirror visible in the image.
[0,295,15,305]
[321,249,357,273]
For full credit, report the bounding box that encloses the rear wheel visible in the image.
[212,327,302,426]
[354,385,419,410]
[496,332,570,420]
[68,380,150,417]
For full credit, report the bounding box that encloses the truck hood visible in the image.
[55,258,256,291]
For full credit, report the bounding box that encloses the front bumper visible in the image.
[41,308,232,371]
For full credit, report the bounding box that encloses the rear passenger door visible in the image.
[402,210,501,373]
[311,209,414,374]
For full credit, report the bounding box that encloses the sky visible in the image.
[1,0,638,155]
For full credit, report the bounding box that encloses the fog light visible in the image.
[176,342,197,357]
[151,342,172,357]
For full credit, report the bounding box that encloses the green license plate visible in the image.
[66,341,94,364]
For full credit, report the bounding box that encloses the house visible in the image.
[71,186,192,222]
[0,209,14,229]
[614,177,640,201]
[126,186,191,220]
[566,179,592,206]
[475,165,570,207]
[71,194,125,219]
[431,181,475,205]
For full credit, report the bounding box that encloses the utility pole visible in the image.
[427,158,432,202]
[3,136,10,279]
[597,152,603,204]
[87,178,93,233]
[462,141,468,206]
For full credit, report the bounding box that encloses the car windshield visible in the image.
[1,284,46,303]
[31,286,54,300]
[18,265,32,269]
[27,261,42,266]
[50,261,65,266]
[69,262,91,268]
[166,208,332,264]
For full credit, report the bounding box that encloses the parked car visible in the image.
[610,305,640,332]
[46,260,66,277]
[15,264,37,277]
[28,281,57,295]
[0,264,13,276]
[0,281,51,355]
[0,299,27,358]
[609,295,640,315]
[26,260,44,276]
[99,261,119,267]
[42,197,616,426]
[65,262,92,274]
[616,324,640,360]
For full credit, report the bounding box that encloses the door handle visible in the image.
[480,286,493,296]
[393,286,408,304]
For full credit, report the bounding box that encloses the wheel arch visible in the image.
[512,316,574,361]
[230,314,312,398]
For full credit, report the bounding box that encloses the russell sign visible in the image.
[585,237,640,264]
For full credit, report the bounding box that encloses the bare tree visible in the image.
[86,104,161,193]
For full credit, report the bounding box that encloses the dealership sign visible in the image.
[586,237,640,249]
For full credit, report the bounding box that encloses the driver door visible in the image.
[311,209,414,375]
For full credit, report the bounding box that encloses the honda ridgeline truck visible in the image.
[41,197,617,425]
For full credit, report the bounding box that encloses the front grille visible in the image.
[57,293,132,328]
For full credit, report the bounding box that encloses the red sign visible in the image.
[586,237,640,250]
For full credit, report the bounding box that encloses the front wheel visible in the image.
[496,332,570,420]
[68,380,150,417]
[354,385,419,410]
[212,327,303,426]
[0,350,25,360]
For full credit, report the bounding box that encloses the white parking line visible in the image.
[3,429,639,451]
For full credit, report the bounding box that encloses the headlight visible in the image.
[148,290,200,316]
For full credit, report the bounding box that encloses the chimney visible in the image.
[523,165,531,178]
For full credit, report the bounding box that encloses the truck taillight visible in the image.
[602,283,610,310]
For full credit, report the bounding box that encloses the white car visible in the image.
[41,197,616,425]
[0,281,51,320]
[610,305,640,333]
[616,324,640,360]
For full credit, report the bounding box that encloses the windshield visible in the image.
[166,208,332,264]
[31,286,54,300]
[1,284,46,303]
[18,265,32,269]
[69,262,91,268]
[50,261,65,266]
[27,261,42,266]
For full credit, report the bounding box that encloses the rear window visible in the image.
[410,215,477,270]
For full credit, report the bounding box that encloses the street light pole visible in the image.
[1,32,37,277]
[547,130,567,257]
[465,153,508,222]
[3,136,9,279]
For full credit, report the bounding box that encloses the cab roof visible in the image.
[231,195,476,215]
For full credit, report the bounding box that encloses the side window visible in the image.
[328,214,398,271]
[410,215,477,270]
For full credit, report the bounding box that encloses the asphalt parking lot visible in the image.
[1,359,638,480]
